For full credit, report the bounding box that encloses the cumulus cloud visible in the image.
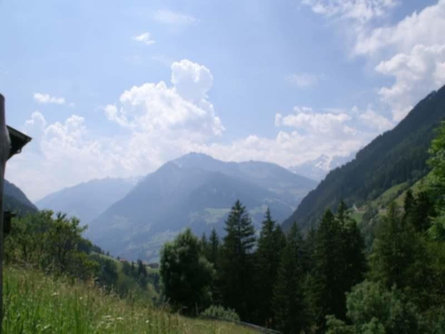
[153,9,197,25]
[9,57,394,201]
[275,107,355,137]
[303,0,445,121]
[33,93,66,105]
[105,59,222,137]
[132,32,155,45]
[376,44,445,120]
[354,0,445,56]
[9,60,224,200]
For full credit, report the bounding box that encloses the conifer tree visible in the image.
[207,228,221,303]
[370,202,429,294]
[254,208,285,326]
[309,205,366,331]
[220,200,256,320]
[272,222,306,334]
[208,228,220,266]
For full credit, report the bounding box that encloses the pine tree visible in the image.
[309,204,366,332]
[254,208,285,326]
[370,202,430,295]
[220,200,256,320]
[208,228,220,266]
[272,222,306,333]
[208,228,221,304]
[336,201,367,297]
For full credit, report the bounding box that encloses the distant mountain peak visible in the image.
[172,152,216,167]
[289,153,355,181]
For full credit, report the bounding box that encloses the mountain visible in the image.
[4,179,37,214]
[289,153,355,181]
[87,153,317,261]
[36,178,136,224]
[283,85,445,231]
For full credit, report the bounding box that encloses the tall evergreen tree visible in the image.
[160,229,214,314]
[273,222,306,334]
[220,200,256,320]
[370,202,430,297]
[309,209,344,330]
[207,228,221,304]
[208,228,220,266]
[336,201,367,296]
[254,208,285,326]
[309,204,366,332]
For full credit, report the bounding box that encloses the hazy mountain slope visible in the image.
[4,180,37,215]
[36,178,136,224]
[87,154,316,261]
[283,85,445,230]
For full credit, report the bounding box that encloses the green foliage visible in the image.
[254,208,286,326]
[219,200,256,321]
[327,281,422,333]
[308,204,366,330]
[5,211,159,303]
[5,211,97,279]
[200,305,240,322]
[160,229,214,315]
[369,203,430,295]
[272,222,306,334]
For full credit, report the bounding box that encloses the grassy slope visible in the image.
[3,266,256,334]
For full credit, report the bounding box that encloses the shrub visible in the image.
[201,305,240,322]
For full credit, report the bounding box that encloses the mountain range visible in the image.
[85,153,316,261]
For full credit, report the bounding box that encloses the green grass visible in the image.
[3,266,256,334]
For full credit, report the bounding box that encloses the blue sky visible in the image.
[1,0,444,200]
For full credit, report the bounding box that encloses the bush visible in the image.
[201,305,240,322]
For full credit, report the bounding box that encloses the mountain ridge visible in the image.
[283,85,445,230]
[86,154,317,261]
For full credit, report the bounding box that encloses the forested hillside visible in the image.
[284,85,445,230]
[159,121,445,333]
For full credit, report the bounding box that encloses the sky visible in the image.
[1,0,444,201]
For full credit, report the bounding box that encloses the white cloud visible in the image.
[33,93,66,105]
[275,107,355,137]
[354,0,445,56]
[376,44,445,120]
[304,0,445,122]
[171,59,213,101]
[302,0,398,23]
[132,32,156,45]
[9,59,224,200]
[355,106,394,131]
[153,9,197,25]
[10,57,394,202]
[287,73,321,88]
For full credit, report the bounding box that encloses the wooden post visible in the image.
[0,94,11,334]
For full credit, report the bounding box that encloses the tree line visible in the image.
[160,122,445,333]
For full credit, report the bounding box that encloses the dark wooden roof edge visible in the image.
[7,126,32,144]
